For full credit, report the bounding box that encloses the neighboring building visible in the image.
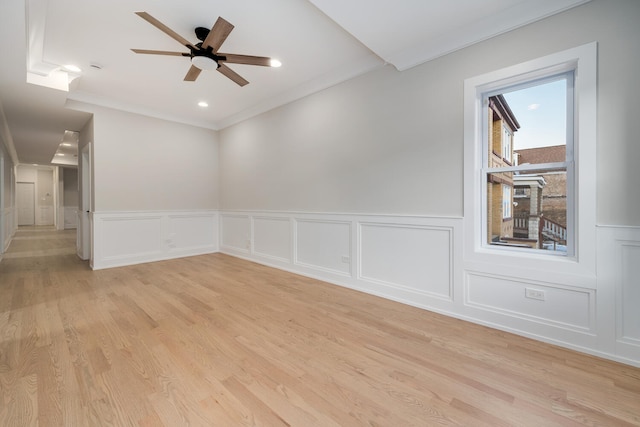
[487,94,520,244]
[513,145,567,249]
[486,97,568,251]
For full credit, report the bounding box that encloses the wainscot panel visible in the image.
[359,222,453,300]
[220,213,251,254]
[464,271,594,332]
[253,216,291,263]
[621,244,640,343]
[597,226,640,364]
[92,211,218,269]
[168,214,217,252]
[295,218,351,276]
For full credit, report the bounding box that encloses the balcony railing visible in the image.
[540,216,567,244]
[513,213,566,245]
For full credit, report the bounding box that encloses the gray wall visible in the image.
[89,105,219,212]
[218,0,640,226]
[2,144,12,208]
[63,167,78,207]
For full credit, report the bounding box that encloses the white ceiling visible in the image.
[0,0,590,165]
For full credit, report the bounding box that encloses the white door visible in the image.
[17,182,35,226]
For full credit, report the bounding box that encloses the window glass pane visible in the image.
[484,75,571,254]
[504,79,567,166]
[487,170,567,252]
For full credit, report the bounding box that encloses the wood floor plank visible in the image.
[1,226,639,426]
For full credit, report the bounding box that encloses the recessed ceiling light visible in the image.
[198,101,209,107]
[57,153,65,156]
[270,59,282,68]
[62,143,72,147]
[63,64,82,73]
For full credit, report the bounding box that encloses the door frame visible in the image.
[77,142,92,262]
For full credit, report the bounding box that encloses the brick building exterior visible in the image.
[514,145,567,228]
[487,95,519,243]
[486,97,567,250]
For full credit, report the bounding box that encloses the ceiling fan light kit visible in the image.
[191,55,218,71]
[132,12,278,86]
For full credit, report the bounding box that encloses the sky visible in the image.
[503,79,567,150]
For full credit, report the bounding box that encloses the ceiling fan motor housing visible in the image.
[194,26,210,42]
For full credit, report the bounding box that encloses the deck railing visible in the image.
[513,213,567,245]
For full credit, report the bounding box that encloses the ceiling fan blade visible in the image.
[184,65,202,82]
[135,12,195,49]
[131,49,188,57]
[219,54,272,67]
[217,63,249,86]
[202,17,234,52]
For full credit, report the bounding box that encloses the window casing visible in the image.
[463,43,597,279]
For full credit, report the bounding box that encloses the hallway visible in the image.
[2,226,77,260]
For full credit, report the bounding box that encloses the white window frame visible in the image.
[502,125,512,163]
[463,42,597,281]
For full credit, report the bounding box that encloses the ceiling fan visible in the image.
[131,12,278,86]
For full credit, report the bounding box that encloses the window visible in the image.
[464,43,597,276]
[502,126,512,163]
[485,74,572,253]
[502,185,512,219]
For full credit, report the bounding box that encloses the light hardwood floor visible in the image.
[1,226,639,426]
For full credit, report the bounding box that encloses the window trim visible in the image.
[463,42,597,280]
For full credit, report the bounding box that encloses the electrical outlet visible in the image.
[525,288,545,301]
[341,256,350,263]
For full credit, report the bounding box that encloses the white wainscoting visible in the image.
[253,216,291,263]
[464,271,594,332]
[219,211,640,367]
[295,218,352,276]
[360,222,454,301]
[64,206,78,229]
[597,225,640,365]
[2,207,15,253]
[220,211,462,317]
[92,210,218,270]
[220,214,251,254]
